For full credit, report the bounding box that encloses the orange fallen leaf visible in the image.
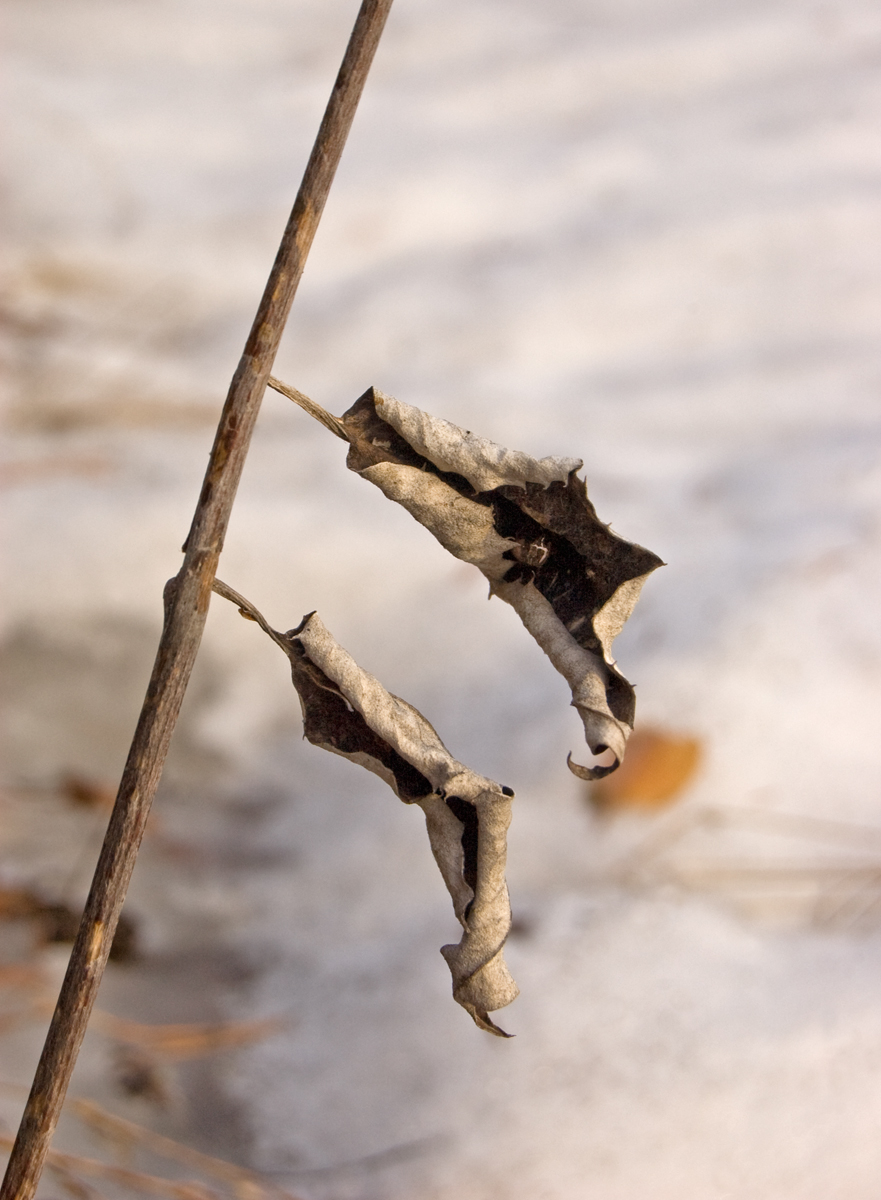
[588,727,702,814]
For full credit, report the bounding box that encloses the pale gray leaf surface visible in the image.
[376,391,583,493]
[212,579,518,1037]
[342,388,664,779]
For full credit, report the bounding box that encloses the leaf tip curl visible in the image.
[467,1007,514,1038]
[566,749,621,782]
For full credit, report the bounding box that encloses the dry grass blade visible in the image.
[813,885,881,929]
[614,805,881,885]
[714,806,881,849]
[612,804,881,929]
[0,1008,46,1037]
[611,805,710,884]
[88,1012,287,1061]
[0,1138,216,1200]
[670,862,881,888]
[0,964,47,991]
[0,454,111,488]
[0,1081,30,1097]
[71,1101,304,1200]
[46,1161,108,1200]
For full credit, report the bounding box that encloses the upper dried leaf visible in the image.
[342,388,663,777]
[377,393,583,492]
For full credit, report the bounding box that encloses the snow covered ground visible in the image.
[3,0,881,1196]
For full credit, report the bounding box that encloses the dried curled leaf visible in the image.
[342,389,663,778]
[213,580,518,1036]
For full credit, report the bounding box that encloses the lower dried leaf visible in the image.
[213,579,518,1035]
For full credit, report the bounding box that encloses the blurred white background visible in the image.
[3,1,881,1196]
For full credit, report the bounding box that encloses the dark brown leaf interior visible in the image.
[284,634,433,802]
[444,795,480,919]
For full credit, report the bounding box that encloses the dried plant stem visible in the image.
[211,578,291,650]
[267,376,350,441]
[0,4,393,1197]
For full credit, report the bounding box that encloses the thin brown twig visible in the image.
[267,377,350,442]
[0,4,394,1197]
